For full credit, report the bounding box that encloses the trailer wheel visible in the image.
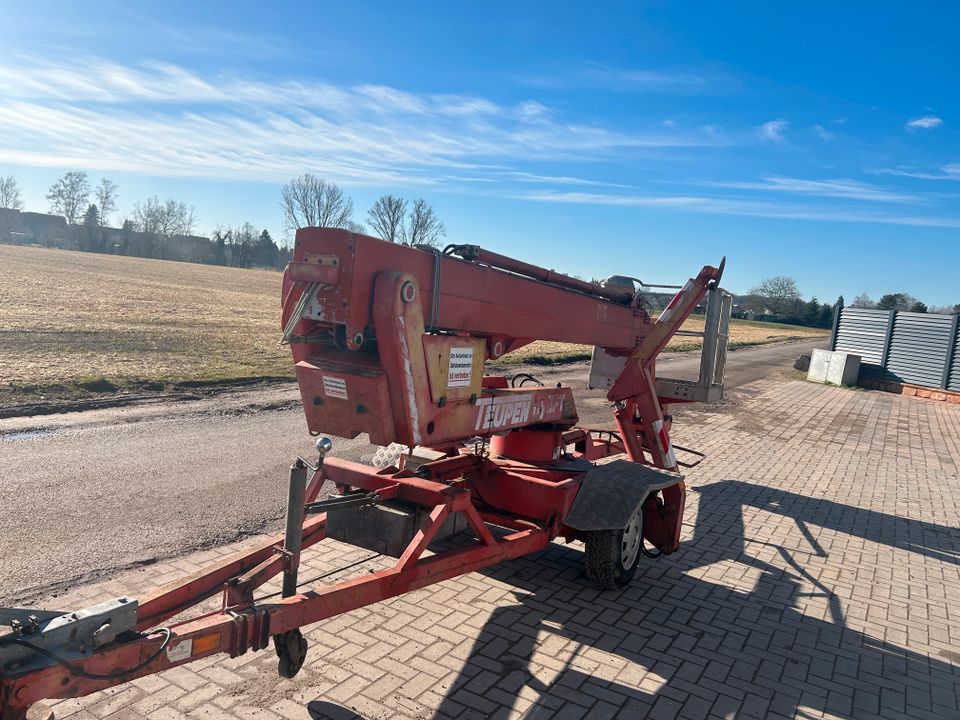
[274,629,308,679]
[584,505,643,589]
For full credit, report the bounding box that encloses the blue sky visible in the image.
[1,1,958,305]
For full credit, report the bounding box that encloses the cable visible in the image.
[281,281,325,344]
[1,627,171,680]
[510,373,543,388]
[625,495,663,561]
[591,429,623,444]
[635,499,663,560]
[255,553,383,602]
[642,542,663,559]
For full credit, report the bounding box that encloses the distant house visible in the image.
[100,226,213,261]
[0,209,71,247]
[1,209,281,268]
[21,212,70,247]
[0,210,212,261]
[731,303,756,320]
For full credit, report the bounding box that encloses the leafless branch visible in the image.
[403,198,446,247]
[46,171,90,224]
[367,194,407,243]
[280,174,354,235]
[95,179,119,228]
[0,175,24,211]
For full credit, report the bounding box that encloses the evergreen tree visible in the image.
[818,303,834,328]
[81,203,101,252]
[254,229,280,267]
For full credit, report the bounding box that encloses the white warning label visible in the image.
[447,347,474,388]
[167,639,192,663]
[322,375,348,400]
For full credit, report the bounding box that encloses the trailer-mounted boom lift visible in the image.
[0,228,729,719]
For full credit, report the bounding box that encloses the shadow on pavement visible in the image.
[310,478,960,719]
[307,700,364,719]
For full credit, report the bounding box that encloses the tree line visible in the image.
[744,276,838,328]
[20,169,952,320]
[279,173,446,247]
[0,171,447,270]
[850,292,959,315]
[746,275,959,330]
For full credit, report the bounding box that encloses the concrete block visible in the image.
[807,349,861,386]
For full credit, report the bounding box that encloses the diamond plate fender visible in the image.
[563,460,683,531]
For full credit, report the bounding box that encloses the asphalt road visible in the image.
[0,338,824,604]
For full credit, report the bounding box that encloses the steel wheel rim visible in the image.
[621,507,642,568]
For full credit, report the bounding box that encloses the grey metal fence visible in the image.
[832,306,960,391]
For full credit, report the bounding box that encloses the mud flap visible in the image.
[563,460,684,552]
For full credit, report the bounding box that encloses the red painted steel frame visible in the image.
[0,460,551,719]
[1,229,721,718]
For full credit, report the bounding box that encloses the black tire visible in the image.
[274,629,308,679]
[584,528,642,590]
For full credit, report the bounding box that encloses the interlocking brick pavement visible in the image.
[37,379,960,719]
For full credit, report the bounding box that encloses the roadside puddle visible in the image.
[0,429,55,442]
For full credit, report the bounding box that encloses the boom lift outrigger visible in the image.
[0,228,729,718]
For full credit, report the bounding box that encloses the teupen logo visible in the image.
[474,394,533,431]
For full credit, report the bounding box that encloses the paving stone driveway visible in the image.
[46,379,960,720]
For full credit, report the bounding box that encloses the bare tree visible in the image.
[213,223,258,268]
[0,175,24,210]
[749,276,801,316]
[403,199,446,247]
[232,223,259,268]
[280,174,354,234]
[131,195,198,259]
[210,227,229,265]
[131,196,162,235]
[95,179,118,228]
[850,292,875,309]
[47,170,91,224]
[367,194,407,243]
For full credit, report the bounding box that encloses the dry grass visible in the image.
[0,244,829,401]
[0,244,290,399]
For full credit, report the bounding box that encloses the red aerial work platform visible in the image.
[0,228,729,718]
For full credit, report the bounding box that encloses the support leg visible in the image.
[282,460,308,599]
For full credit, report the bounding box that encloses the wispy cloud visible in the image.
[874,163,960,181]
[521,191,705,208]
[516,62,725,94]
[520,190,960,228]
[580,64,709,92]
[812,124,834,140]
[906,115,943,130]
[758,119,788,142]
[0,56,503,118]
[495,171,634,189]
[703,176,919,203]
[0,56,727,185]
[1,55,954,233]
